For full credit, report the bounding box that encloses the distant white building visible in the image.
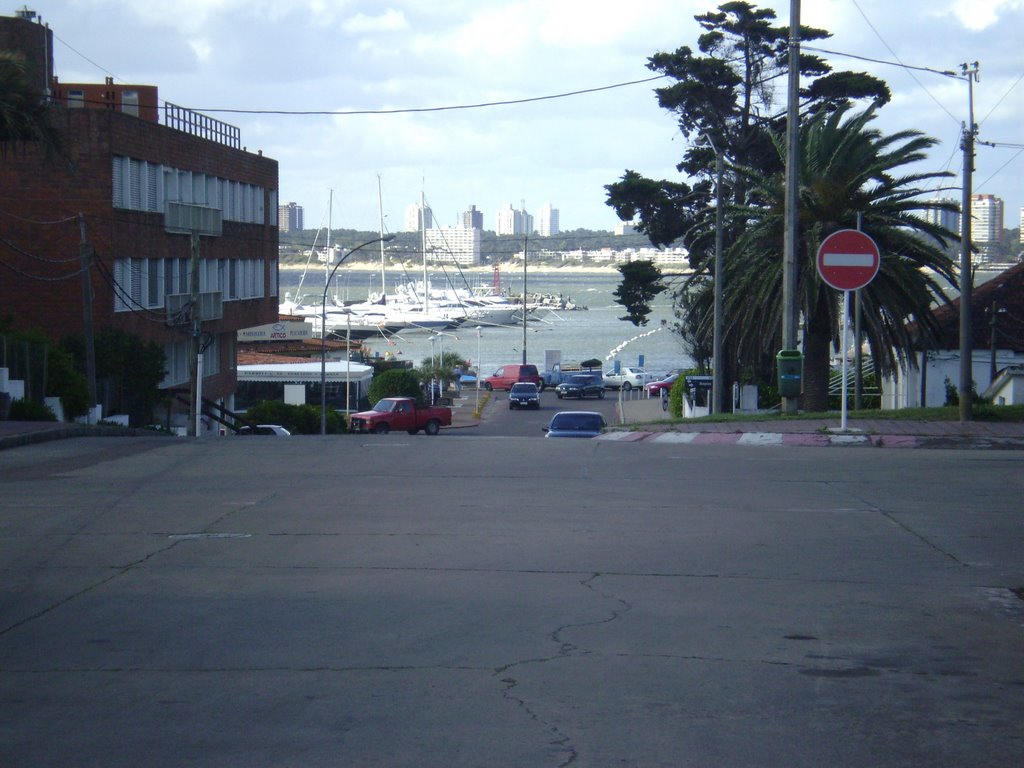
[425,226,481,266]
[971,194,1003,261]
[615,222,638,236]
[496,202,533,236]
[537,203,559,236]
[404,203,433,233]
[922,197,959,237]
[278,202,304,232]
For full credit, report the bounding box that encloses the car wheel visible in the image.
[598,390,605,399]
[622,381,632,392]
[556,392,563,399]
[424,419,441,436]
[374,422,390,435]
[484,382,493,391]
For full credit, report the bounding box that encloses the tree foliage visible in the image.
[726,106,957,409]
[612,261,667,325]
[0,50,64,158]
[367,368,422,404]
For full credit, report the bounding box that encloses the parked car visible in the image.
[645,372,680,396]
[508,382,540,410]
[348,397,452,435]
[555,374,605,400]
[543,411,607,438]
[237,424,291,436]
[483,363,544,391]
[603,366,657,391]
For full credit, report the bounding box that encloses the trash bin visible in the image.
[776,350,803,398]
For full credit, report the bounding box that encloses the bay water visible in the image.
[280,266,694,377]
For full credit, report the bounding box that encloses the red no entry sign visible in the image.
[816,229,881,291]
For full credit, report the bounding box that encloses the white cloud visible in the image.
[951,0,1024,30]
[342,9,408,33]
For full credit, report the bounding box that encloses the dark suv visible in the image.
[508,382,540,410]
[555,374,605,400]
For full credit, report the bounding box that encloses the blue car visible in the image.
[543,411,606,438]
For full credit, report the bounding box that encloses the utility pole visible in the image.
[712,146,725,415]
[781,0,801,414]
[959,61,979,422]
[187,231,202,437]
[522,233,528,365]
[77,214,97,422]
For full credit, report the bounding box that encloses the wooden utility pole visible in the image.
[781,0,801,414]
[712,147,725,415]
[959,62,979,422]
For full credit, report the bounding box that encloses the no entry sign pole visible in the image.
[817,229,881,430]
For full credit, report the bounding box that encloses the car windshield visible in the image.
[373,400,397,412]
[511,384,536,393]
[550,413,604,432]
[568,376,592,384]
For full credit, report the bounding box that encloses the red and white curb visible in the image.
[597,431,922,448]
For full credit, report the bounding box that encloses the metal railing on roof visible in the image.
[163,102,240,149]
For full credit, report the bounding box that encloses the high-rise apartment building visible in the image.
[971,194,1004,260]
[923,198,960,238]
[404,203,433,232]
[425,227,481,266]
[496,203,533,236]
[278,202,304,232]
[537,203,559,236]
[462,205,483,231]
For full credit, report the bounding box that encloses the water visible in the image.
[280,267,693,376]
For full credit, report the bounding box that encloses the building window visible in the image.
[122,90,139,117]
[68,89,85,108]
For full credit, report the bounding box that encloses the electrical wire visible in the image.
[848,0,962,125]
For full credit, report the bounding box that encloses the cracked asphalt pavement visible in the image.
[1,435,1023,766]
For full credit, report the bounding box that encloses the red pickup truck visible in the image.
[348,397,452,435]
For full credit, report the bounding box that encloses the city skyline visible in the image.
[37,2,1023,235]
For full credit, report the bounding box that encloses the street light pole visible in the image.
[476,326,482,411]
[321,235,395,435]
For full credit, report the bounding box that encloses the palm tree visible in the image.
[721,106,959,411]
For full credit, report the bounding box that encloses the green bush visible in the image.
[368,368,423,404]
[9,398,57,421]
[244,401,345,434]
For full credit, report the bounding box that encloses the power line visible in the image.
[847,0,962,125]
[178,76,669,116]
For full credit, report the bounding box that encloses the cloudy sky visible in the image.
[35,0,1024,235]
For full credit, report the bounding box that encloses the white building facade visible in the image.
[496,203,533,236]
[537,203,559,236]
[404,203,433,233]
[425,226,482,266]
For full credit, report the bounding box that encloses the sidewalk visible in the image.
[611,394,1024,449]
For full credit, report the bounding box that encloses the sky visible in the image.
[31,0,1024,235]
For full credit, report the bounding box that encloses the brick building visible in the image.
[1,12,279,431]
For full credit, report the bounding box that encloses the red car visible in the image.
[645,373,680,396]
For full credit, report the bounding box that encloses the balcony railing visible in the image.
[164,102,240,149]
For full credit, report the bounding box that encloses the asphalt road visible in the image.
[2,434,1023,766]
[475,385,624,437]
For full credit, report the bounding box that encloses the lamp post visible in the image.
[429,334,437,404]
[321,235,395,435]
[475,326,482,410]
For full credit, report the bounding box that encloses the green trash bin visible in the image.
[776,350,803,398]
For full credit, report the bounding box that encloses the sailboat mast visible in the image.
[325,188,332,293]
[420,188,429,312]
[377,175,386,299]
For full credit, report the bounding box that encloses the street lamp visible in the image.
[475,326,482,410]
[321,235,395,435]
